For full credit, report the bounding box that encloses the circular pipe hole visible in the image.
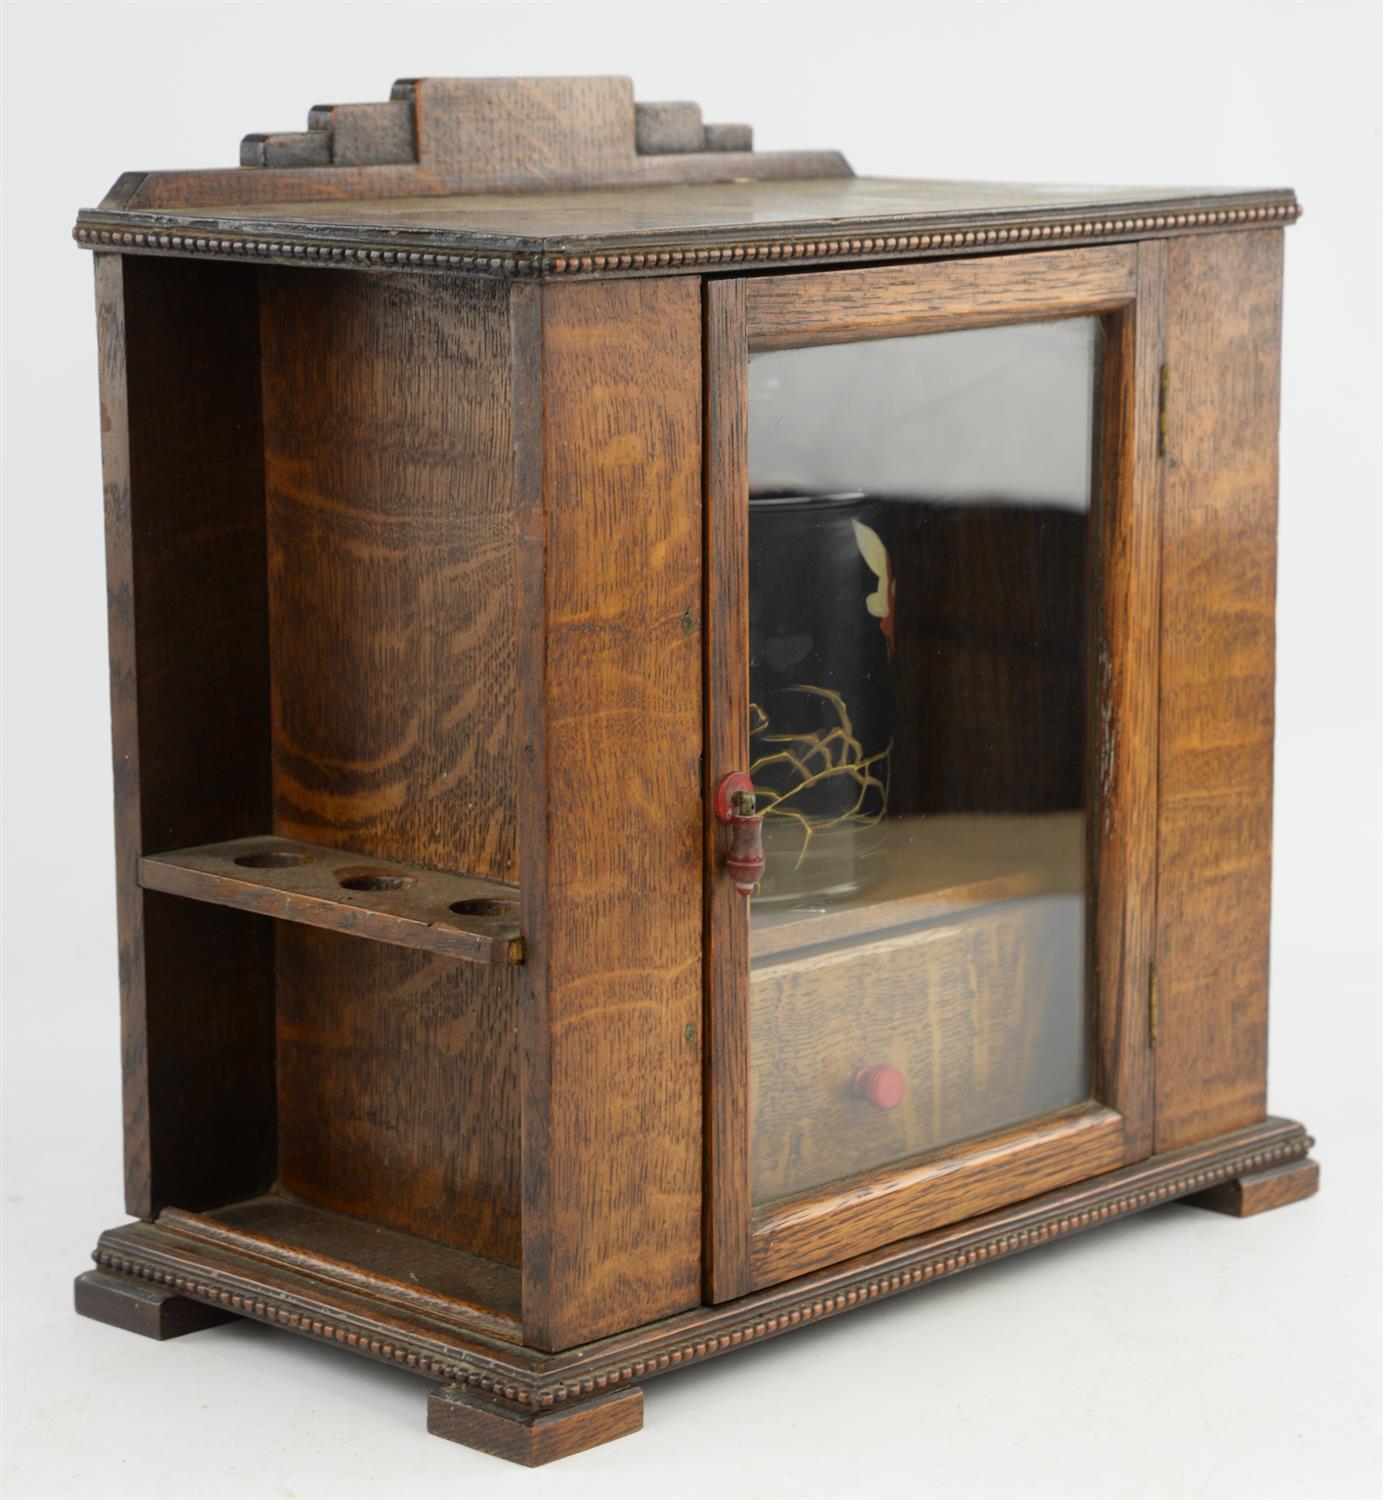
[235,850,313,870]
[449,897,520,917]
[338,869,416,893]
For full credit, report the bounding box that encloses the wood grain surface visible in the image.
[428,1382,644,1466]
[1154,230,1284,1149]
[96,253,277,1218]
[244,99,416,168]
[518,277,704,1349]
[259,267,518,882]
[750,1102,1128,1287]
[276,928,522,1266]
[162,1197,522,1336]
[82,177,1297,272]
[74,1269,238,1341]
[112,75,848,210]
[1086,241,1164,1156]
[635,100,706,155]
[255,266,529,1269]
[89,1116,1314,1414]
[703,277,752,1301]
[746,245,1140,349]
[1181,1156,1318,1217]
[140,835,521,965]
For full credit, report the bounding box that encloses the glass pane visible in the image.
[746,318,1101,1208]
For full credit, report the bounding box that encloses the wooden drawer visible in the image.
[749,895,1089,1205]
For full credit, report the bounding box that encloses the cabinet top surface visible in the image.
[74,75,1299,279]
[94,175,1298,240]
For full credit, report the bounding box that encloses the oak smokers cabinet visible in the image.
[73,77,1317,1467]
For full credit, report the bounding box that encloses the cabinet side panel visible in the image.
[97,253,276,1214]
[275,929,522,1264]
[521,277,704,1349]
[259,268,518,881]
[1155,229,1283,1149]
[258,269,523,1262]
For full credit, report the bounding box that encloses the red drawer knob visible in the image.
[852,1065,905,1111]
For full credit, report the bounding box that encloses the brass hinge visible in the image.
[1157,364,1170,458]
[1149,960,1160,1048]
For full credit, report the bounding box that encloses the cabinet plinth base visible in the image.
[75,1269,239,1340]
[1182,1155,1319,1217]
[76,1116,1313,1465]
[428,1383,643,1465]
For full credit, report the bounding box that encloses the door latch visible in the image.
[714,772,764,896]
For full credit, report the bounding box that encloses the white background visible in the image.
[2,4,1379,1497]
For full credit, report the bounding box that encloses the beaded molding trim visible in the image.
[92,1131,1311,1410]
[72,199,1300,279]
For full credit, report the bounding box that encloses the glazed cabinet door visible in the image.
[705,246,1165,1298]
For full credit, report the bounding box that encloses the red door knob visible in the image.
[852,1065,905,1111]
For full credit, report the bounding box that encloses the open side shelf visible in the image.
[158,1192,523,1342]
[139,836,523,964]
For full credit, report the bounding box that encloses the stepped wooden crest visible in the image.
[105,76,851,211]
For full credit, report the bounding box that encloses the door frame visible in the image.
[703,244,1166,1300]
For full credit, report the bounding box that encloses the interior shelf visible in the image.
[158,1193,522,1342]
[750,812,1083,961]
[139,836,523,965]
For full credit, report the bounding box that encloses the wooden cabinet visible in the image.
[72,76,1316,1467]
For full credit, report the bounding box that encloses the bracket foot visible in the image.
[427,1383,643,1466]
[75,1268,239,1340]
[1183,1156,1319,1217]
